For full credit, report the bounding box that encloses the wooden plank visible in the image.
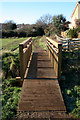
[37,68,57,78]
[37,55,50,60]
[38,52,48,56]
[37,60,52,68]
[22,79,59,86]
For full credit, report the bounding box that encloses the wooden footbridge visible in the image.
[16,37,71,119]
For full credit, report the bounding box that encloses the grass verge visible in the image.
[2,78,21,120]
[1,37,28,51]
[2,50,21,120]
[60,50,80,118]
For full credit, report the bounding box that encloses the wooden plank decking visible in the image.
[17,51,69,119]
[18,79,66,111]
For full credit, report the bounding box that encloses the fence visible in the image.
[46,37,62,79]
[55,34,80,51]
[19,37,32,79]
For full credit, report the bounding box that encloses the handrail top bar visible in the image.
[19,37,32,48]
[46,37,62,48]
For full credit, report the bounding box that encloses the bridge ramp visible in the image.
[17,52,70,119]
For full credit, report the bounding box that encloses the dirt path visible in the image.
[32,36,47,52]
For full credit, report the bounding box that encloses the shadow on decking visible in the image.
[26,52,57,80]
[27,52,38,79]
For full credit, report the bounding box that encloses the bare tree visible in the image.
[36,14,53,28]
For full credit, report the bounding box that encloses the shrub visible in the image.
[18,30,26,37]
[2,30,18,38]
[61,50,80,118]
[67,28,78,39]
[2,52,20,79]
[2,84,21,120]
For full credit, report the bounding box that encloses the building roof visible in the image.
[71,1,80,18]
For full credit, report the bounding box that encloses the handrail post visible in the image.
[19,44,24,80]
[58,43,62,80]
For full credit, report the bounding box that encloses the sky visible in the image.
[0,1,78,24]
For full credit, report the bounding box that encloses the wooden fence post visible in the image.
[68,39,70,51]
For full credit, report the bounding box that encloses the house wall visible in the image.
[69,2,80,29]
[78,3,80,18]
[71,4,78,28]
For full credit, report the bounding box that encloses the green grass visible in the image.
[2,78,21,120]
[1,38,28,51]
[39,37,47,51]
[2,52,21,120]
[32,36,47,51]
